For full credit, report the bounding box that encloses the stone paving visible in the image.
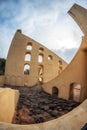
[3,85,80,124]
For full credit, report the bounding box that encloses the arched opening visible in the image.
[25,53,31,61]
[38,65,44,83]
[58,60,62,65]
[52,87,59,96]
[26,42,32,50]
[38,54,43,63]
[48,55,53,60]
[69,83,81,102]
[24,64,30,75]
[39,47,44,53]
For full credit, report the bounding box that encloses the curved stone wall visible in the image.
[1,3,87,130]
[5,30,67,87]
[43,4,87,102]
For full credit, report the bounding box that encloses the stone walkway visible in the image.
[3,85,80,125]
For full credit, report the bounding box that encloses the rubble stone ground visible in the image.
[2,84,80,124]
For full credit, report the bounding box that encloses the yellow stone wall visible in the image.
[0,76,5,87]
[43,37,87,102]
[0,88,19,123]
[5,30,67,86]
[0,3,87,130]
[43,4,87,102]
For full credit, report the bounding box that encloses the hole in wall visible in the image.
[26,42,32,50]
[48,55,53,60]
[25,53,31,61]
[69,83,81,102]
[24,64,30,75]
[38,54,43,63]
[52,86,59,96]
[39,47,44,53]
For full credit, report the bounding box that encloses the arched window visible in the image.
[26,42,32,50]
[39,47,44,53]
[24,64,30,75]
[69,83,81,102]
[52,87,59,96]
[38,54,43,63]
[25,53,31,61]
[48,55,53,60]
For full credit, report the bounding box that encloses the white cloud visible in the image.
[53,48,77,63]
[0,0,86,62]
[29,9,82,50]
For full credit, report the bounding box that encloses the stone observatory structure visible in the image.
[5,30,67,86]
[0,3,87,130]
[43,3,87,102]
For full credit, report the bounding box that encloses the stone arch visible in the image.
[48,55,53,60]
[39,47,44,53]
[24,64,30,75]
[38,54,43,63]
[69,83,81,102]
[26,42,32,50]
[25,53,31,61]
[52,86,59,96]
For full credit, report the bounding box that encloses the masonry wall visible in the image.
[5,30,67,86]
[0,3,87,130]
[0,88,19,123]
[0,76,5,86]
[43,4,87,102]
[69,4,87,35]
[43,36,87,102]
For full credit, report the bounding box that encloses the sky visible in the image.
[0,0,87,63]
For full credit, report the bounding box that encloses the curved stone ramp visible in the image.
[0,99,87,130]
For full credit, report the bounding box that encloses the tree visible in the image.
[0,58,6,75]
